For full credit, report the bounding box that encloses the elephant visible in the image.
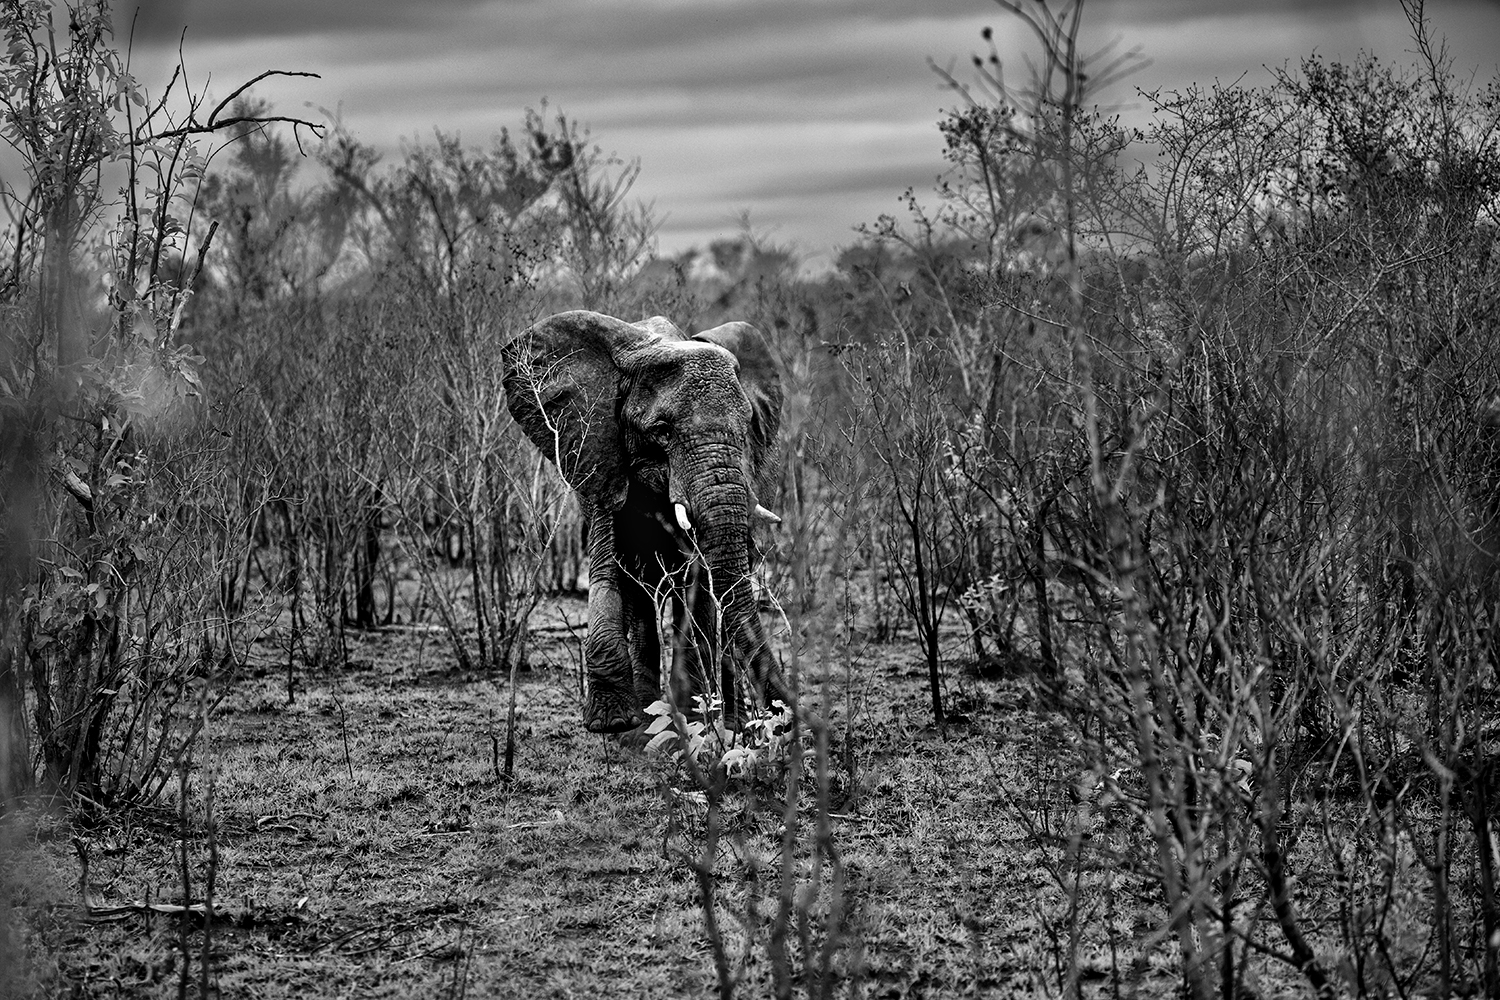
[501,310,786,733]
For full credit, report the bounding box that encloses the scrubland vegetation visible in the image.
[3,0,1499,996]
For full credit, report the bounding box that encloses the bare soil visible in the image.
[3,597,1193,999]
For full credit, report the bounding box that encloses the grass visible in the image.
[1,591,1360,998]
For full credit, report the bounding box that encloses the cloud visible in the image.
[130,0,986,46]
[117,0,1500,267]
[120,0,486,42]
[1093,0,1500,95]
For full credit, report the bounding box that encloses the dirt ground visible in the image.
[3,596,1194,999]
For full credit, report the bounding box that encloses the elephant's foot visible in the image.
[584,682,644,734]
[634,672,663,715]
[606,720,656,751]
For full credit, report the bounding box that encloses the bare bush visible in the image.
[0,0,316,803]
[841,0,1500,994]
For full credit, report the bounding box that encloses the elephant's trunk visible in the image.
[675,442,779,716]
[690,480,753,612]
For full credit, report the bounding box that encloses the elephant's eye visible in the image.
[645,421,673,443]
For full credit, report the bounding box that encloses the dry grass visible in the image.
[0,593,1379,998]
[0,593,1013,996]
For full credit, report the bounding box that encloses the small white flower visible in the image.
[722,746,757,777]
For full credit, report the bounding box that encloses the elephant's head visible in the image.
[502,311,783,720]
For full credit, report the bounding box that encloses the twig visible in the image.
[256,811,327,826]
[177,759,192,1000]
[489,708,501,782]
[85,900,212,922]
[167,219,216,339]
[335,694,355,782]
[201,774,218,1000]
[71,837,91,908]
[60,467,93,509]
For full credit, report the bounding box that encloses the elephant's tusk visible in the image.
[674,502,694,533]
[753,504,782,525]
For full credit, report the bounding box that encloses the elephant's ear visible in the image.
[632,315,687,342]
[502,310,654,509]
[694,321,783,475]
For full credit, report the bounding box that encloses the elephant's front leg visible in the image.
[622,572,662,712]
[581,506,642,733]
[733,598,790,710]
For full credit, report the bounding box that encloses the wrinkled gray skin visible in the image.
[502,311,785,733]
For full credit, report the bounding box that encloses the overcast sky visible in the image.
[120,0,1500,270]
